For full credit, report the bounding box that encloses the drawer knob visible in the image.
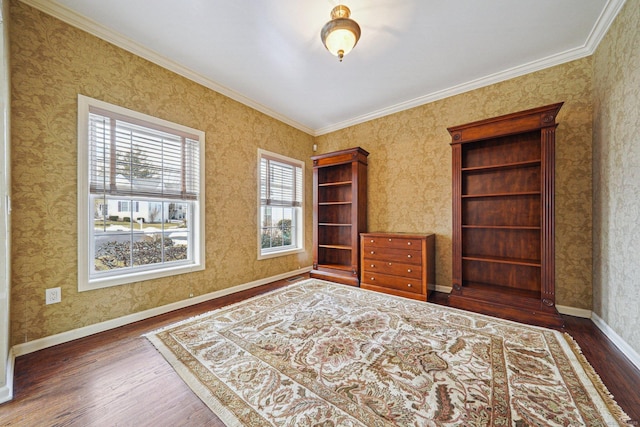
[388,238,392,242]
[407,269,412,273]
[407,284,412,287]
[370,251,375,254]
[371,277,375,281]
[407,254,412,258]
[370,239,374,243]
[370,264,375,268]
[387,262,392,266]
[407,242,412,246]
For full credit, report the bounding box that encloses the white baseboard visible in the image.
[435,285,452,294]
[556,304,592,319]
[12,267,311,358]
[591,312,640,372]
[0,348,14,404]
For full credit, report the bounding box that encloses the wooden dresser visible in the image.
[360,232,435,301]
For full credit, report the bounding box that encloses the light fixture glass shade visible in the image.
[321,5,361,62]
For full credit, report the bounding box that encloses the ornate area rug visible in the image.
[145,279,630,426]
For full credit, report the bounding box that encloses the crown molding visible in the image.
[318,49,590,135]
[18,0,315,136]
[314,48,590,135]
[20,0,626,138]
[315,0,626,136]
[583,0,627,55]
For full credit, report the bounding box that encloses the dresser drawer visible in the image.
[362,236,422,250]
[361,272,423,295]
[363,247,421,264]
[362,260,422,279]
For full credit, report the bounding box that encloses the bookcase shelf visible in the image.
[318,181,352,187]
[462,255,541,267]
[462,225,541,230]
[317,263,353,271]
[461,191,541,198]
[461,159,541,172]
[318,244,352,250]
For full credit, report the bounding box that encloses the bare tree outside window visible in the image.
[148,204,161,223]
[116,148,158,181]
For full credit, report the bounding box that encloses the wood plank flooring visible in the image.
[1,276,639,426]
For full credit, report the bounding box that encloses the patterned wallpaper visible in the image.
[11,0,627,347]
[316,58,594,310]
[9,0,314,346]
[592,0,640,355]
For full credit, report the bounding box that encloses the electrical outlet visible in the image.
[45,287,61,305]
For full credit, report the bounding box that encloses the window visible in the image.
[117,201,140,213]
[117,201,128,212]
[258,149,304,259]
[78,95,205,291]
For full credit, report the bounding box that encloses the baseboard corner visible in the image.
[435,285,452,294]
[556,304,592,319]
[591,312,640,372]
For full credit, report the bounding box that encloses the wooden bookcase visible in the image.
[311,147,368,286]
[448,103,564,328]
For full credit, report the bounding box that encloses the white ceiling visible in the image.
[23,0,624,135]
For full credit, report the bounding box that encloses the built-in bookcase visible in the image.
[311,147,368,286]
[449,104,564,328]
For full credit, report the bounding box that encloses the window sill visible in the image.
[80,262,204,292]
[258,247,304,261]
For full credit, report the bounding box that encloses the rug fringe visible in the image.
[562,333,633,426]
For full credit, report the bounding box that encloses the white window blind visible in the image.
[89,106,200,201]
[260,155,303,208]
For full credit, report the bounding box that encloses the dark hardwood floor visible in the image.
[1,276,639,426]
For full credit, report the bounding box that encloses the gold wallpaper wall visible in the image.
[592,0,640,355]
[9,0,314,346]
[316,58,594,310]
[10,0,605,347]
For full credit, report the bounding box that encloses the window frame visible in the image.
[257,149,305,260]
[77,94,205,291]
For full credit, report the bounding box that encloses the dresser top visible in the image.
[361,232,434,239]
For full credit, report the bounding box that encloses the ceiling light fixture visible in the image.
[320,5,361,62]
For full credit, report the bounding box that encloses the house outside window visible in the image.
[258,149,304,259]
[77,95,205,291]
